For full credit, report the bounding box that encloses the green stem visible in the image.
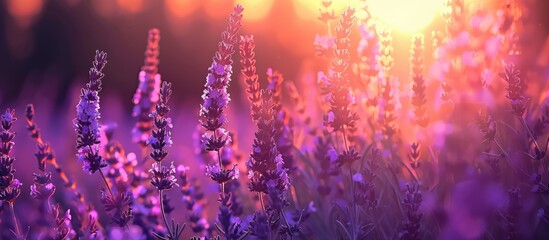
[159,190,172,238]
[98,168,114,198]
[259,193,266,212]
[494,139,529,177]
[280,210,294,240]
[9,202,21,238]
[213,131,226,199]
[520,117,541,153]
[342,128,356,239]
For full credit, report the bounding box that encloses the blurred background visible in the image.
[0,0,548,108]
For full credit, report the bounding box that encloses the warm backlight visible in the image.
[368,0,445,32]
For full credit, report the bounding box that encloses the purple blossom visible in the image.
[205,163,239,184]
[74,50,108,174]
[323,8,359,133]
[149,161,178,191]
[148,81,173,163]
[132,29,162,146]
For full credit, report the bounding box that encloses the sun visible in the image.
[367,0,445,32]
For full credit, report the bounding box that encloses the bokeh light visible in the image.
[368,0,445,32]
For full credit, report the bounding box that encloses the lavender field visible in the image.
[1,0,549,239]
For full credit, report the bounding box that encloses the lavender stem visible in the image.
[214,130,225,199]
[98,168,114,198]
[159,190,173,238]
[9,202,21,237]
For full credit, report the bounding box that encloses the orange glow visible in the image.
[293,0,361,21]
[204,0,234,19]
[116,0,143,13]
[7,0,44,27]
[165,0,200,18]
[368,0,445,32]
[234,0,274,21]
[91,0,117,17]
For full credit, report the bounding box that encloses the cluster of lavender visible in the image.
[4,1,549,239]
[239,16,309,240]
[73,51,136,233]
[247,90,293,238]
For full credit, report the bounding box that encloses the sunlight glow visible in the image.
[368,0,445,32]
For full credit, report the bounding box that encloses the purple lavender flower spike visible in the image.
[247,90,294,238]
[0,109,23,237]
[133,28,162,147]
[147,81,184,240]
[74,50,108,174]
[199,4,245,239]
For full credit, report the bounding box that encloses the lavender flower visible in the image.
[475,111,497,143]
[101,190,134,227]
[0,109,22,237]
[148,81,173,163]
[266,69,295,172]
[133,28,162,146]
[74,50,108,174]
[26,104,75,189]
[354,147,380,209]
[410,34,428,127]
[247,90,292,238]
[150,161,178,191]
[239,35,261,121]
[399,183,422,240]
[315,136,338,196]
[247,91,290,195]
[26,104,91,238]
[178,165,209,235]
[379,29,398,138]
[147,81,184,240]
[199,4,242,133]
[504,188,522,239]
[318,0,336,24]
[409,143,421,169]
[199,5,244,239]
[324,8,358,133]
[500,62,527,117]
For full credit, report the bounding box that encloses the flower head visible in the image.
[0,178,21,203]
[323,9,359,132]
[74,51,108,174]
[205,163,239,184]
[148,81,173,162]
[149,161,178,191]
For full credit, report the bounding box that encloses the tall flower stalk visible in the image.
[0,109,22,238]
[25,104,74,238]
[199,4,244,239]
[27,104,97,237]
[324,8,362,239]
[73,51,123,235]
[239,35,261,121]
[147,81,183,240]
[73,50,112,194]
[247,90,292,238]
[133,28,162,151]
[410,34,428,127]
